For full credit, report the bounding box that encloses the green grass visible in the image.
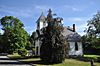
[7,53,24,59]
[8,53,100,66]
[33,59,100,66]
[84,55,100,57]
[84,55,100,59]
[52,59,90,66]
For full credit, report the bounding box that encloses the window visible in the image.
[75,42,78,51]
[36,47,38,55]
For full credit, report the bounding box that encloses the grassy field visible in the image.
[7,53,100,66]
[52,59,100,66]
[33,59,100,66]
[7,53,24,59]
[84,55,100,59]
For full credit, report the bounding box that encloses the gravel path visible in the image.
[0,55,32,66]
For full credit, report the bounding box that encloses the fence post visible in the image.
[90,59,94,66]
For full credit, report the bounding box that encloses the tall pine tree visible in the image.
[40,9,68,63]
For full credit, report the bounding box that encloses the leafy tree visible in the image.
[86,12,100,37]
[85,11,100,49]
[30,32,36,48]
[0,34,3,52]
[40,9,68,63]
[0,16,30,53]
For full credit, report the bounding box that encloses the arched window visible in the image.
[36,47,38,55]
[75,42,78,51]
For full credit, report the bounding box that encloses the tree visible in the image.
[30,32,36,48]
[0,34,3,52]
[85,11,100,49]
[0,16,30,53]
[86,12,100,37]
[29,32,36,54]
[40,9,68,63]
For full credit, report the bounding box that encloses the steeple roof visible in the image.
[36,12,45,23]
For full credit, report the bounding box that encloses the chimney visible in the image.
[73,24,75,32]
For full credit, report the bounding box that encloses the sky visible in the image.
[0,0,100,36]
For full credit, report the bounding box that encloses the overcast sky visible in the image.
[0,0,100,35]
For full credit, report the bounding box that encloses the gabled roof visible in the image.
[66,33,81,42]
[62,27,74,36]
[62,26,81,42]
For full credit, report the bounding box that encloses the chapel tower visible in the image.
[36,12,47,30]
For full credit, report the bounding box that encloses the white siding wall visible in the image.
[76,42,83,56]
[68,42,75,55]
[35,39,40,56]
[40,21,43,29]
[68,42,83,56]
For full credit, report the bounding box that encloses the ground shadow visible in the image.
[0,58,10,60]
[5,54,61,65]
[20,60,50,65]
[0,62,23,64]
[19,58,62,65]
[7,55,40,60]
[68,56,100,63]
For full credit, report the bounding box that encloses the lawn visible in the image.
[51,59,100,66]
[7,53,24,59]
[84,55,100,59]
[7,53,100,66]
[34,59,100,66]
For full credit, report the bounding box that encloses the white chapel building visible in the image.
[34,10,83,56]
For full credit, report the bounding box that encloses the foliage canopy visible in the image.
[0,16,30,53]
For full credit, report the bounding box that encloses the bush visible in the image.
[18,48,27,56]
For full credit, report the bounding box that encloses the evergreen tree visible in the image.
[40,9,68,63]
